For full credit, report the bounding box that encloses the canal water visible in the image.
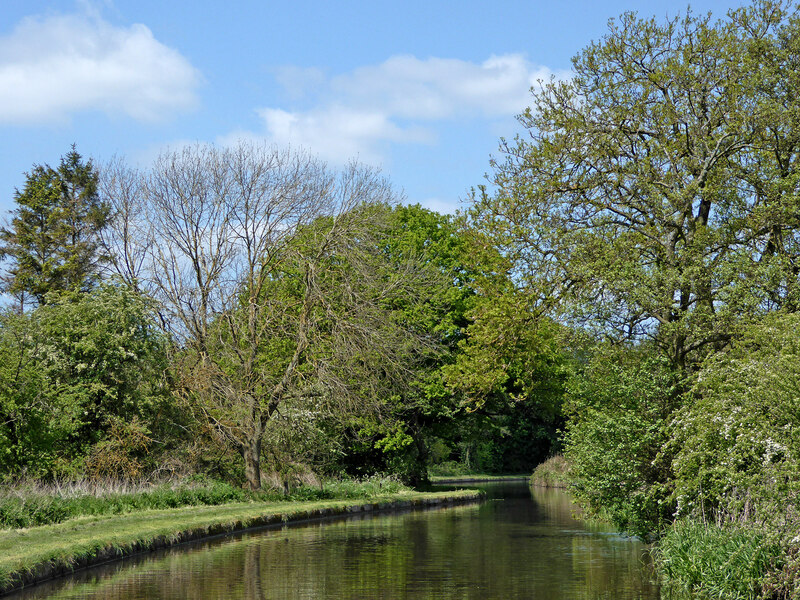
[11,482,660,599]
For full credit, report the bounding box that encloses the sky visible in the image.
[1,0,752,218]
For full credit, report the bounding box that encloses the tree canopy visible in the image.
[472,0,800,370]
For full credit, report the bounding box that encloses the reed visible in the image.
[655,518,780,600]
[530,455,571,489]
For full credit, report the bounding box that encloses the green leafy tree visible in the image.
[329,204,556,481]
[0,146,109,306]
[444,291,569,472]
[563,347,681,537]
[343,205,483,482]
[471,1,800,371]
[0,282,172,478]
[0,310,52,475]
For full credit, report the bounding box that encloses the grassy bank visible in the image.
[654,518,800,600]
[0,488,481,595]
[0,476,407,530]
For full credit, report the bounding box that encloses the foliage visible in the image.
[427,460,475,478]
[761,544,800,600]
[350,204,482,482]
[0,282,173,478]
[0,146,109,306]
[446,293,566,416]
[470,1,800,371]
[670,312,800,524]
[442,280,570,474]
[665,311,800,600]
[656,519,780,600]
[563,346,681,537]
[315,204,491,483]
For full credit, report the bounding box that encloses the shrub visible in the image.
[670,313,800,525]
[563,347,681,538]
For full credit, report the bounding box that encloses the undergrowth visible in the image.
[655,519,781,600]
[530,454,571,488]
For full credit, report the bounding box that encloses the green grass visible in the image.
[655,519,781,600]
[0,488,481,593]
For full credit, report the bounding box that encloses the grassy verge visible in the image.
[0,488,481,594]
[530,455,571,489]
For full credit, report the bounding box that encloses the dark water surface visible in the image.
[11,482,660,599]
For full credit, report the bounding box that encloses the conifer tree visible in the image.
[0,146,109,305]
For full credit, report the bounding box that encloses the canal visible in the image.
[10,482,660,599]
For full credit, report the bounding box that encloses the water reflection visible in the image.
[11,483,660,599]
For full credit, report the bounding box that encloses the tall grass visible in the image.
[0,475,407,530]
[0,479,249,529]
[655,519,781,599]
[530,454,571,488]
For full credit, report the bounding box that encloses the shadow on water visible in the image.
[10,481,660,600]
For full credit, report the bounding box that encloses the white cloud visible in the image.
[255,106,433,164]
[242,54,568,166]
[331,54,560,119]
[0,11,201,124]
[272,66,327,100]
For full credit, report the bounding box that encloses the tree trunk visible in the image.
[243,437,262,490]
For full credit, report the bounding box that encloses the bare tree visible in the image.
[102,142,440,488]
[98,157,154,292]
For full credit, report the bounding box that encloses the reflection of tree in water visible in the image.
[13,490,659,600]
[528,486,586,525]
[570,533,658,598]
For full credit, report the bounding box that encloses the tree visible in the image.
[105,143,442,489]
[0,282,171,479]
[97,157,153,294]
[471,1,800,371]
[444,292,569,471]
[0,146,110,306]
[321,204,508,482]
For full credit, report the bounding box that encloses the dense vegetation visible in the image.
[2,1,800,597]
[0,145,559,492]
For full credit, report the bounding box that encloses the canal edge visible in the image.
[0,490,484,597]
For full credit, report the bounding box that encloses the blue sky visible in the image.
[1,0,750,217]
